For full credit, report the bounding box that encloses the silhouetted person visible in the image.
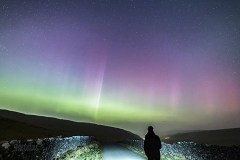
[144,126,162,160]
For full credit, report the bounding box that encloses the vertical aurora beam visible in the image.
[93,63,106,119]
[81,41,108,120]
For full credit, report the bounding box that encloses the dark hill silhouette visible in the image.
[0,115,60,141]
[0,109,142,142]
[162,128,240,146]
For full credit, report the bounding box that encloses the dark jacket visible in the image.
[144,130,161,158]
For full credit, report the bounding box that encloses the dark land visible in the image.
[0,109,141,142]
[161,127,240,146]
[1,109,240,146]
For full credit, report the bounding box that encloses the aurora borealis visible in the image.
[0,0,240,136]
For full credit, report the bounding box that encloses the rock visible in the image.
[2,142,10,149]
[10,140,18,145]
[36,139,42,145]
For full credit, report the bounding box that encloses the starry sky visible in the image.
[0,0,240,137]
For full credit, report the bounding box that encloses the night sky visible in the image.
[0,0,240,137]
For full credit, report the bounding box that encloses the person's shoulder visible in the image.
[154,134,160,139]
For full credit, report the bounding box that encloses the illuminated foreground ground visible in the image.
[1,136,240,159]
[102,143,145,160]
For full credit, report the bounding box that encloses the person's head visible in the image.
[148,126,154,131]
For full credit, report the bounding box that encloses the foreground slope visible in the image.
[0,115,59,141]
[0,109,141,142]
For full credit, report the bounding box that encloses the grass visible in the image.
[56,140,103,160]
[0,116,60,141]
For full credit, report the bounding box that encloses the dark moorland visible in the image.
[1,109,240,146]
[0,109,141,142]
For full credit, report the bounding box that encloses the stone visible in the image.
[2,142,10,149]
[36,139,43,145]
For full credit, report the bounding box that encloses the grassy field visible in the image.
[57,140,103,160]
[0,109,142,143]
[0,116,61,141]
